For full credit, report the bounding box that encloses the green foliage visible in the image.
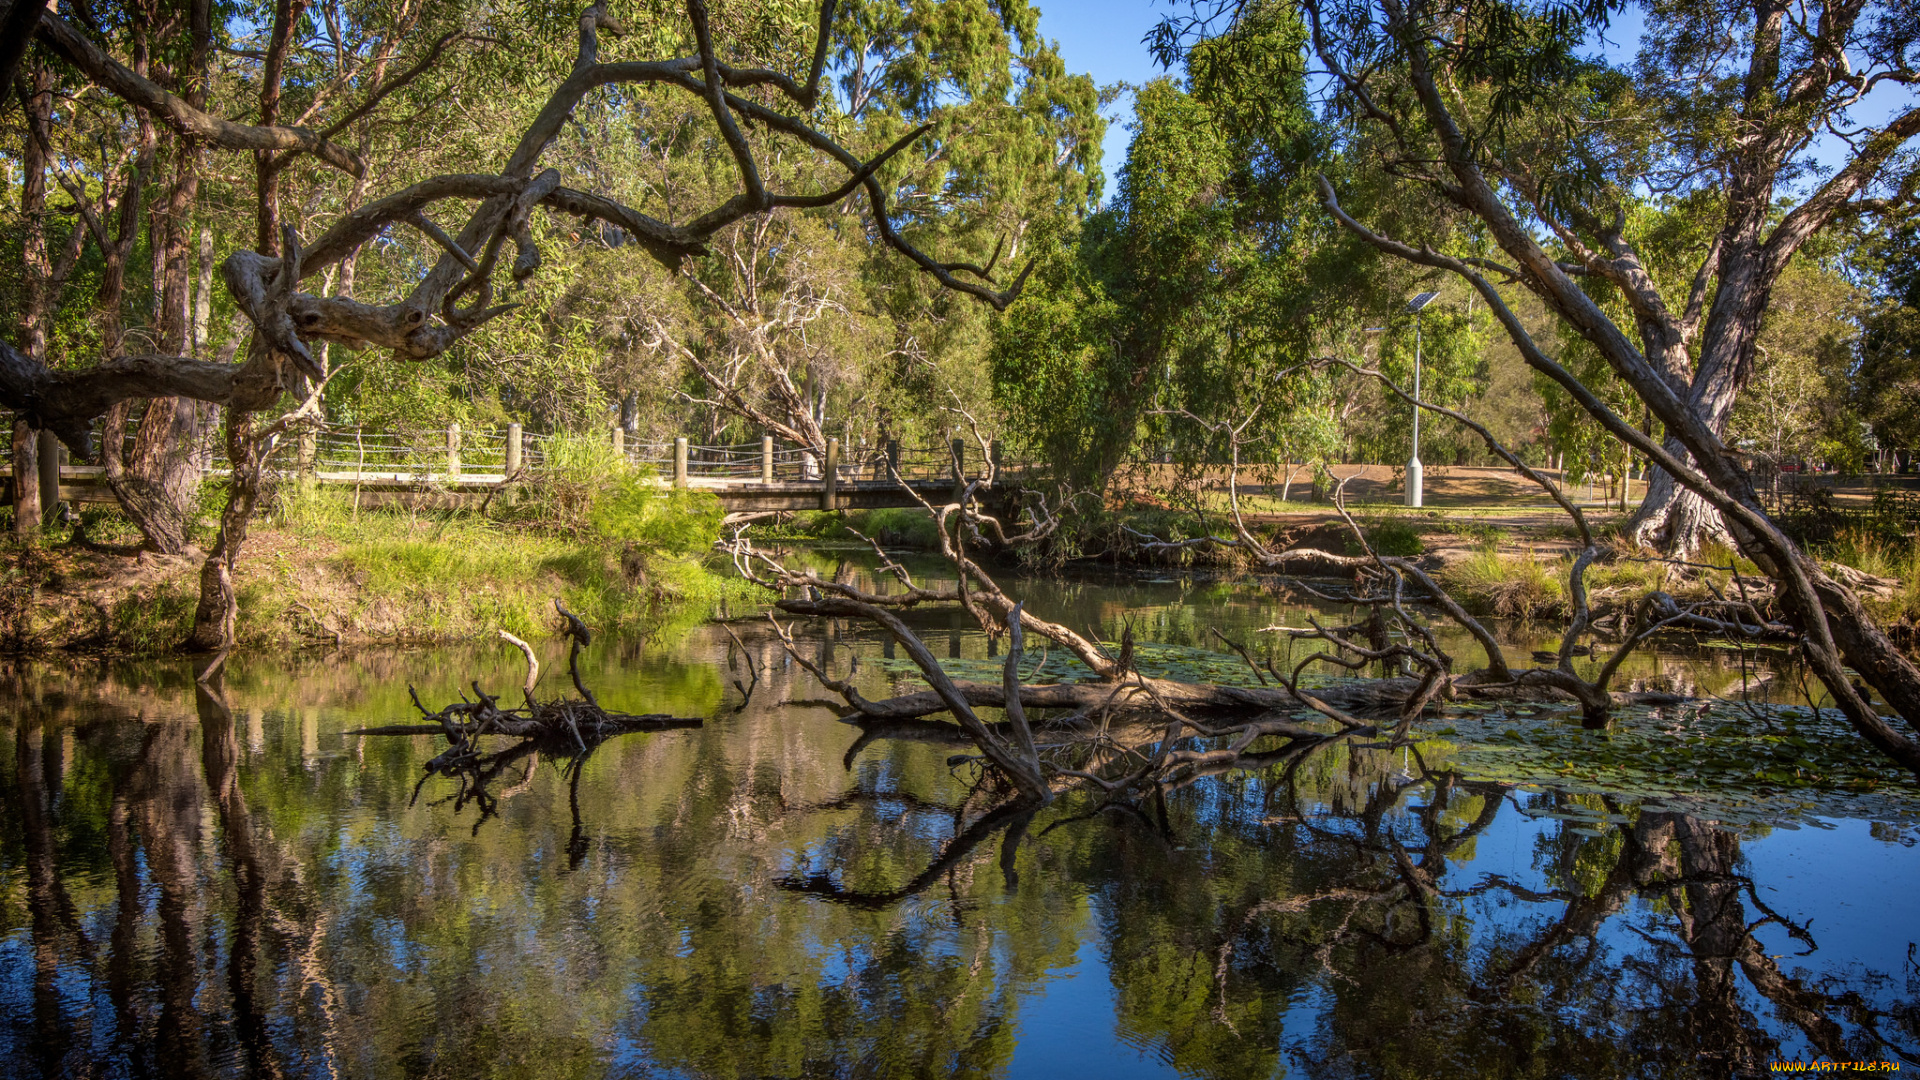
[742,508,943,550]
[850,508,944,549]
[593,485,723,552]
[1855,221,1920,446]
[1361,518,1423,557]
[990,70,1351,482]
[492,433,716,552]
[990,38,1509,486]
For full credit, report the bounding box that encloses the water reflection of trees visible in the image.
[3,645,1917,1079]
[786,712,1919,1078]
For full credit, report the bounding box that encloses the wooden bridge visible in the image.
[1,425,1026,516]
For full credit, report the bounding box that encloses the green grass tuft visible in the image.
[1360,518,1423,557]
[1439,545,1567,619]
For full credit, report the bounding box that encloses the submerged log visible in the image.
[822,674,1689,725]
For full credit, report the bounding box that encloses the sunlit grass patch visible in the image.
[1362,518,1423,557]
[1438,545,1567,619]
[1819,528,1920,626]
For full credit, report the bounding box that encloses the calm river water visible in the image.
[2,552,1917,1078]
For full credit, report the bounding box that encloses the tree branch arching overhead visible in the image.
[1,0,1034,455]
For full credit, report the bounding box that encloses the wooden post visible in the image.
[506,423,522,475]
[761,435,774,484]
[822,437,838,510]
[673,437,689,488]
[611,424,625,461]
[36,429,60,525]
[886,439,900,479]
[297,428,317,476]
[989,438,1002,477]
[447,422,461,479]
[951,436,966,503]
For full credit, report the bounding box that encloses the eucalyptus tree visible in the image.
[1162,0,1920,555]
[1856,218,1920,464]
[1,0,1029,650]
[9,0,215,552]
[1152,0,1920,772]
[990,53,1480,484]
[631,0,1106,461]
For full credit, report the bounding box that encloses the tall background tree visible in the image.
[990,32,1501,488]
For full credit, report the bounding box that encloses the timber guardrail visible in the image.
[0,422,1038,513]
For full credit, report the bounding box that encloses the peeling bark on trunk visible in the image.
[11,420,40,535]
[105,399,213,555]
[1624,327,1747,556]
[1624,437,1733,558]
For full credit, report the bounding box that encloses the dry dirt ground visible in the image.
[1114,462,1632,507]
[1116,463,1631,563]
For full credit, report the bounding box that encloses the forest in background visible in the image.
[6,0,1916,497]
[0,0,1102,463]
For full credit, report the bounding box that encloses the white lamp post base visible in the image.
[1405,457,1423,508]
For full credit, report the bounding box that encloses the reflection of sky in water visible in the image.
[0,561,1916,1077]
[1742,819,1920,977]
[1010,933,1181,1079]
[999,795,1920,1076]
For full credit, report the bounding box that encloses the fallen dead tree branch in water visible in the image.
[1132,380,1800,730]
[719,426,1685,809]
[350,600,701,831]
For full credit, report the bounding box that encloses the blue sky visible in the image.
[1031,0,1662,202]
[1035,0,1912,205]
[1034,0,1170,205]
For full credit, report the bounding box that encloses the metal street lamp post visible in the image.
[1404,290,1440,508]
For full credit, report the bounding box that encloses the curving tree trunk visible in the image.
[186,412,270,651]
[102,18,213,555]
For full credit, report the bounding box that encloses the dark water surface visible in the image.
[3,554,1918,1078]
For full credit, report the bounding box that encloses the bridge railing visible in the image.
[3,418,1041,502]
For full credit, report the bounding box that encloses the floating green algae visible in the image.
[1417,698,1920,829]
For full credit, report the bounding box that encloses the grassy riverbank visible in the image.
[1,472,761,656]
[13,484,1915,656]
